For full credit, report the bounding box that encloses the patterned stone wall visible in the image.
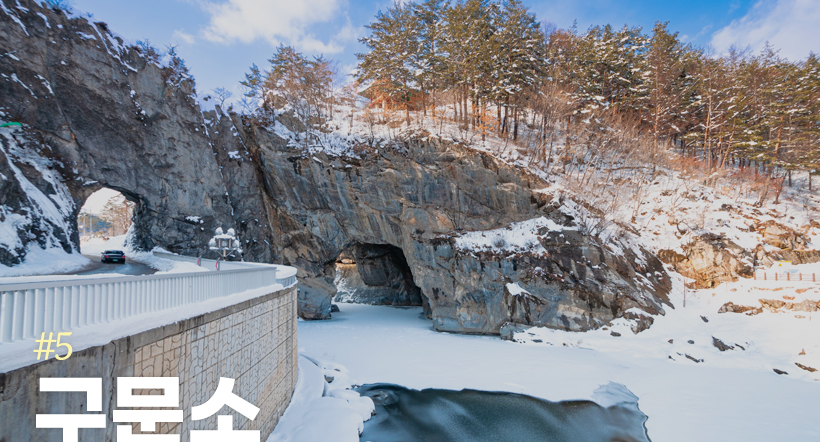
[0,285,298,442]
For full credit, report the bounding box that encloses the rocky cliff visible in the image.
[0,0,672,334]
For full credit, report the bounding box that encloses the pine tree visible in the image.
[640,22,692,147]
[262,45,335,123]
[441,0,496,128]
[240,64,263,99]
[411,0,449,117]
[793,53,820,189]
[357,2,420,125]
[488,0,545,139]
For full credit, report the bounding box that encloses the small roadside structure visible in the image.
[208,227,242,259]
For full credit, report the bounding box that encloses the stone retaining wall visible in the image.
[0,285,297,441]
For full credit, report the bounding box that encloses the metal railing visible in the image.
[0,253,297,344]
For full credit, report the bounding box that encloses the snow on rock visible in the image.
[0,128,79,272]
[227,151,241,160]
[454,216,569,256]
[506,282,529,297]
[267,355,373,442]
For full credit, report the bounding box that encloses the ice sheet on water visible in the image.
[591,382,640,408]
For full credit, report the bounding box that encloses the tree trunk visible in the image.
[421,83,427,117]
[513,107,519,141]
[480,101,486,142]
[454,90,459,121]
[502,99,509,134]
[470,92,476,130]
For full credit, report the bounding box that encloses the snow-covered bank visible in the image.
[297,303,820,442]
[268,356,374,442]
[0,246,89,278]
[513,262,820,382]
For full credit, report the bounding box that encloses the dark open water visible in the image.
[357,384,652,442]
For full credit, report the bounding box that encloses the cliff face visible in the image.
[234,127,671,332]
[0,0,671,334]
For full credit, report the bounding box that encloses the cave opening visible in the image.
[77,187,136,255]
[333,243,425,308]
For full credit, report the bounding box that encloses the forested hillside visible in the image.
[239,0,819,199]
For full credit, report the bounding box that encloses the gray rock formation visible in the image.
[0,1,242,258]
[0,131,76,264]
[411,225,670,333]
[1,0,672,334]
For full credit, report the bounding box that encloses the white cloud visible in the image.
[710,0,820,60]
[172,29,196,44]
[198,0,354,54]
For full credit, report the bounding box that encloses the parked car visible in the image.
[101,250,126,264]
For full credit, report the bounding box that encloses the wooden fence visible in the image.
[753,272,817,282]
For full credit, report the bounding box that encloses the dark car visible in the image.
[101,250,126,264]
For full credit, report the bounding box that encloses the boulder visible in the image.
[712,336,735,352]
[717,302,763,315]
[499,322,530,341]
[659,234,753,288]
[756,220,807,251]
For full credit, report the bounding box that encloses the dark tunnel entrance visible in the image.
[333,243,424,307]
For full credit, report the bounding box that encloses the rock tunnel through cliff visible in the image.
[333,243,425,308]
[76,187,138,251]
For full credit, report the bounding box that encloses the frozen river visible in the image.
[357,383,651,442]
[297,303,820,442]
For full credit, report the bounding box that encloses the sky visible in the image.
[67,0,820,105]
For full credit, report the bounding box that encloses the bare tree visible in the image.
[212,87,233,108]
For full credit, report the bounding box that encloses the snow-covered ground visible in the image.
[0,246,90,278]
[292,262,820,442]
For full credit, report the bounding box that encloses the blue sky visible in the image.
[69,0,820,103]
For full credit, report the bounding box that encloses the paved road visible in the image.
[65,255,157,276]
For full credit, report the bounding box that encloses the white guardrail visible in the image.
[0,252,297,344]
